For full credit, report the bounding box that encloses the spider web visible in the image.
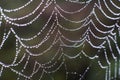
[0,0,120,80]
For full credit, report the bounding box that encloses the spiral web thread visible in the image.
[0,0,120,80]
